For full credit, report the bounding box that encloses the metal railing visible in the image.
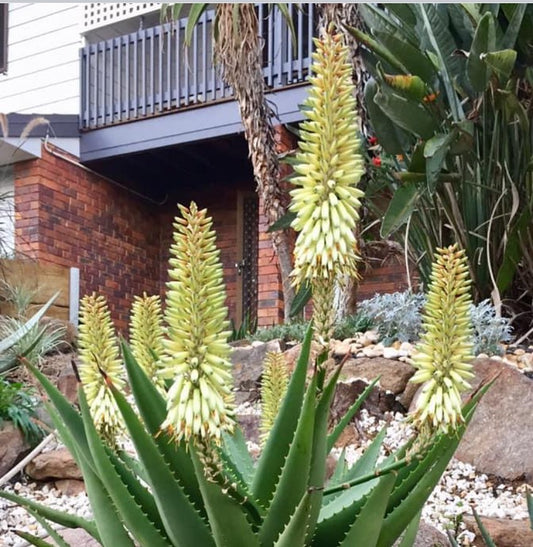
[80,4,315,130]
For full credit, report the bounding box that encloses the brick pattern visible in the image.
[14,143,161,332]
[357,257,417,302]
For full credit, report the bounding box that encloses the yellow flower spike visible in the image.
[78,293,125,445]
[289,29,364,342]
[260,352,289,447]
[410,244,474,437]
[129,293,165,391]
[160,202,234,444]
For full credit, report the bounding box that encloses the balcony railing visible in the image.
[80,4,315,130]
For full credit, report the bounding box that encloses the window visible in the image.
[0,4,7,74]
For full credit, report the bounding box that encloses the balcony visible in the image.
[80,4,315,163]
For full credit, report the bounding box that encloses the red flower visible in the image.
[368,136,378,145]
[372,156,382,167]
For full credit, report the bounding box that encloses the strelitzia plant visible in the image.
[0,28,490,547]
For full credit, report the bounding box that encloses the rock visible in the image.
[237,414,260,445]
[331,339,352,359]
[231,340,282,404]
[331,378,404,420]
[393,521,448,547]
[56,366,79,404]
[341,357,415,395]
[55,479,86,496]
[455,358,533,481]
[358,330,379,347]
[398,380,419,409]
[382,347,400,359]
[0,422,31,477]
[282,340,323,373]
[463,515,533,547]
[25,448,82,480]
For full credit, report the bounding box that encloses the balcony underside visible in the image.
[80,84,308,164]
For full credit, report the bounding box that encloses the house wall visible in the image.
[13,142,161,332]
[0,3,81,114]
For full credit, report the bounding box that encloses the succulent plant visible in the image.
[78,293,125,445]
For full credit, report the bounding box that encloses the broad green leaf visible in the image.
[252,322,313,505]
[259,375,316,545]
[267,211,296,232]
[481,49,517,84]
[78,389,170,547]
[448,4,476,48]
[190,449,260,547]
[184,4,208,45]
[374,87,439,140]
[109,382,215,547]
[289,281,312,318]
[467,12,496,92]
[380,182,421,237]
[381,71,427,101]
[364,79,409,155]
[424,132,455,190]
[360,4,419,46]
[339,473,396,547]
[386,4,417,27]
[500,4,527,49]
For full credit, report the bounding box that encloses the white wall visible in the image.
[0,3,82,115]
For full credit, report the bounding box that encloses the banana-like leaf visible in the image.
[252,322,313,505]
[289,281,312,318]
[108,381,215,547]
[374,87,439,140]
[360,4,419,46]
[385,4,417,28]
[373,31,437,82]
[121,341,203,511]
[448,3,476,47]
[364,79,409,155]
[380,182,421,237]
[424,132,455,190]
[190,449,260,547]
[481,49,517,84]
[183,3,208,45]
[78,388,170,547]
[259,375,317,545]
[500,3,527,49]
[327,377,380,452]
[467,12,496,92]
[338,473,396,547]
[382,72,427,101]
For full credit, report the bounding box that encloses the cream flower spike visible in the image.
[410,244,475,437]
[160,202,234,443]
[78,293,125,445]
[290,30,364,288]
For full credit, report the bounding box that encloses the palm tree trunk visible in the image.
[215,4,295,321]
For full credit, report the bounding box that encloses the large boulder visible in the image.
[463,515,533,547]
[231,340,282,404]
[455,358,533,481]
[25,447,82,481]
[0,422,31,477]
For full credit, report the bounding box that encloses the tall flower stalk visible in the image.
[129,293,165,390]
[260,351,288,446]
[160,202,234,443]
[410,244,475,437]
[290,29,365,340]
[78,294,125,445]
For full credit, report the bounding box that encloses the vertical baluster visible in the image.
[126,34,130,120]
[157,28,163,112]
[297,6,303,81]
[208,12,215,100]
[149,28,155,115]
[202,11,207,103]
[101,42,106,126]
[184,21,190,105]
[266,4,273,87]
[307,3,313,72]
[134,31,139,118]
[83,46,90,128]
[94,44,99,127]
[116,37,121,122]
[141,30,146,116]
[176,21,181,107]
[275,7,283,87]
[166,24,171,110]
[109,39,114,123]
[193,24,198,103]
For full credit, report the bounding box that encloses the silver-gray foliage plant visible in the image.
[359,292,512,355]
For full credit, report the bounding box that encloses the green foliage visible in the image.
[0,378,44,444]
[229,311,257,342]
[356,4,533,331]
[250,321,310,344]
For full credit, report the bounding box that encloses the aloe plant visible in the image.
[0,28,491,547]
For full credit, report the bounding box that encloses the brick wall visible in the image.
[14,143,161,332]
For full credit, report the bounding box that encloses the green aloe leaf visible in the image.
[121,341,203,511]
[289,281,312,318]
[190,449,260,547]
[380,182,422,237]
[472,508,497,547]
[467,12,496,92]
[527,489,533,529]
[267,211,297,233]
[221,427,255,489]
[339,473,396,547]
[397,509,423,547]
[24,507,71,547]
[78,388,169,546]
[274,491,316,547]
[259,375,317,545]
[108,381,215,547]
[252,322,313,505]
[327,377,380,452]
[13,531,56,547]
